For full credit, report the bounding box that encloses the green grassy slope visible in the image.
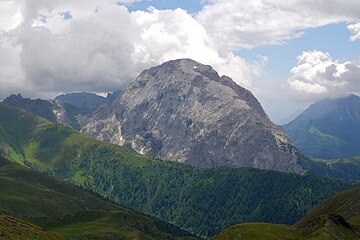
[211,188,360,240]
[0,215,67,240]
[298,188,360,225]
[0,156,118,218]
[0,156,197,240]
[0,102,359,237]
[44,211,198,240]
[211,218,360,240]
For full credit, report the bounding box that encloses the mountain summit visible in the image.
[81,59,303,173]
[283,94,360,159]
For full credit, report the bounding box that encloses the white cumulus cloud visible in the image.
[287,50,360,101]
[348,23,360,41]
[197,0,360,49]
[0,0,260,99]
[1,0,360,103]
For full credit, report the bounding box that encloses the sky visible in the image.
[0,0,359,124]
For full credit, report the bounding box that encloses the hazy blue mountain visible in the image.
[283,95,360,159]
[55,92,106,110]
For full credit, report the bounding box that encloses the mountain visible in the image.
[105,89,123,103]
[0,215,66,240]
[3,92,112,131]
[211,187,360,240]
[0,102,357,237]
[3,93,57,122]
[0,155,197,240]
[55,92,106,110]
[283,95,360,159]
[81,59,303,173]
[2,93,82,129]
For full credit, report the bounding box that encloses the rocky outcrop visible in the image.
[3,94,57,122]
[82,59,304,173]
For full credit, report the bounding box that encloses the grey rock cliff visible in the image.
[81,59,304,173]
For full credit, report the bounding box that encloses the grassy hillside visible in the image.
[210,223,304,240]
[212,188,360,240]
[298,187,360,225]
[0,102,359,237]
[0,156,118,218]
[0,156,197,240]
[211,217,360,240]
[0,215,67,240]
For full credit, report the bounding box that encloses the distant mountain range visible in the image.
[283,95,360,159]
[3,91,121,131]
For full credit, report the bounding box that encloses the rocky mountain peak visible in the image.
[81,59,304,173]
[3,94,57,122]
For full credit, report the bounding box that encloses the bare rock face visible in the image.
[82,59,304,173]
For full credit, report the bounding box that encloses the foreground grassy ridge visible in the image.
[0,156,118,218]
[45,211,199,240]
[213,188,360,240]
[210,223,304,240]
[0,157,197,240]
[0,215,66,240]
[299,188,360,226]
[0,103,359,237]
[211,220,360,240]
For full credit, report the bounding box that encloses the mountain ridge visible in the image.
[283,94,360,159]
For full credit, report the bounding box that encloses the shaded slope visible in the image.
[0,156,117,218]
[211,218,360,240]
[300,156,360,180]
[211,187,360,240]
[0,103,358,237]
[0,156,197,240]
[210,223,304,240]
[283,95,360,159]
[55,92,106,110]
[298,187,360,226]
[0,215,66,240]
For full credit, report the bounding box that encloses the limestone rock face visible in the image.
[82,59,304,173]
